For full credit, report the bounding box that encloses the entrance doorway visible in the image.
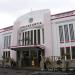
[20,49,44,68]
[22,51,30,67]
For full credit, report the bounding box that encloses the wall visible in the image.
[51,14,75,57]
[0,28,16,61]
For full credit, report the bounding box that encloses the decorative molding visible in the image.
[55,19,75,24]
[29,18,33,23]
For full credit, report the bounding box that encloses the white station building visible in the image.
[0,9,75,67]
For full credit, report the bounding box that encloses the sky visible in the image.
[0,0,75,29]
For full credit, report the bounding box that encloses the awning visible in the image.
[10,45,45,51]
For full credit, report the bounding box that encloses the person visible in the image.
[45,57,51,70]
[11,60,13,68]
[40,56,44,71]
[10,59,16,68]
[56,57,62,71]
[44,60,47,70]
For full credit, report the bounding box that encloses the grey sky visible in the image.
[0,0,75,28]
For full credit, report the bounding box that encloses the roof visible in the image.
[0,26,13,33]
[51,10,75,20]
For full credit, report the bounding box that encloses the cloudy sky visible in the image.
[0,0,75,29]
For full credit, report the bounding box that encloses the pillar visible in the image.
[18,51,22,67]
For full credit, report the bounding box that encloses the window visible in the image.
[31,30,33,45]
[71,47,75,59]
[22,32,24,46]
[34,30,36,45]
[8,35,11,48]
[37,29,40,44]
[66,47,70,60]
[64,25,69,42]
[25,32,27,45]
[42,28,44,44]
[3,52,5,59]
[19,30,34,46]
[28,31,29,45]
[59,26,64,43]
[6,36,8,48]
[4,35,11,49]
[3,51,10,59]
[4,36,6,49]
[25,32,28,45]
[69,24,75,41]
[18,29,41,46]
[6,52,7,58]
[18,33,22,46]
[8,51,10,58]
[29,31,31,45]
[60,48,65,59]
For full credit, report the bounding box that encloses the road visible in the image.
[0,68,34,75]
[0,68,75,75]
[32,71,75,75]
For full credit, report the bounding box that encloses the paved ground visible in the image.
[0,68,34,75]
[0,68,75,75]
[32,71,75,75]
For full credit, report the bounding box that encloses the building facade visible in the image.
[0,9,75,68]
[0,26,16,66]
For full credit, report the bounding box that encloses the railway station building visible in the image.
[0,9,75,68]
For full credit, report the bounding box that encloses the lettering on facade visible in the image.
[19,22,42,32]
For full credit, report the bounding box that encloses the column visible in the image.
[36,29,38,45]
[64,47,66,60]
[18,51,22,67]
[70,46,72,60]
